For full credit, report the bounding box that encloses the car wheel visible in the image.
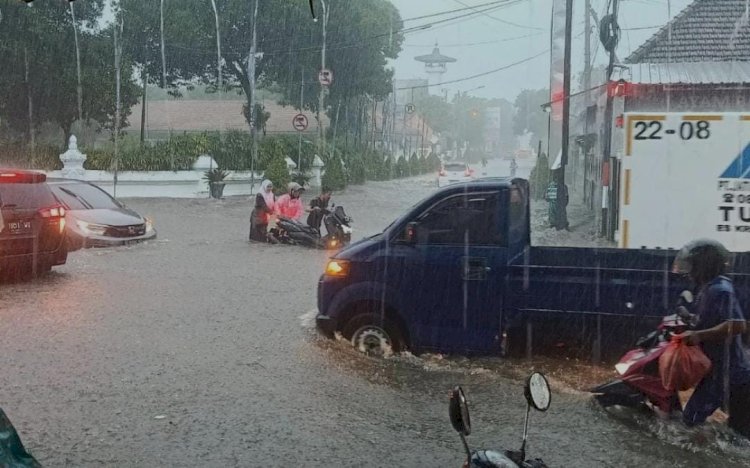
[343,313,404,357]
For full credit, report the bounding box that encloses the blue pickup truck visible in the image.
[315,178,750,357]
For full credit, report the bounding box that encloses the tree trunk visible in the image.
[24,47,34,152]
[114,15,124,197]
[160,0,166,88]
[140,69,147,146]
[210,0,222,89]
[70,2,83,123]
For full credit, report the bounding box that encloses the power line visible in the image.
[405,32,544,48]
[401,0,519,22]
[450,0,545,31]
[397,49,549,90]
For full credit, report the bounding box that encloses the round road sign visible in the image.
[405,103,416,114]
[318,69,333,86]
[293,113,308,132]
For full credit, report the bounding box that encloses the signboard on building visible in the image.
[619,112,750,251]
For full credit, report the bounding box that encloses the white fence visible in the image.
[46,135,323,198]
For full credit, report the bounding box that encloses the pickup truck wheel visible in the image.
[343,314,403,357]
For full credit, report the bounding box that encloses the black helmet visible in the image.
[673,239,731,285]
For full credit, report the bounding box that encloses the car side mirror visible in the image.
[405,222,419,244]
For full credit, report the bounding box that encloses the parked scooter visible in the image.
[270,204,352,250]
[450,372,551,468]
[590,291,696,415]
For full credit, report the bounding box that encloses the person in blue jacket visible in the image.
[675,239,750,439]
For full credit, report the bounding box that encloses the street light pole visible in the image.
[317,0,329,155]
[248,0,259,193]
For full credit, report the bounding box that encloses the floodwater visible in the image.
[0,160,747,466]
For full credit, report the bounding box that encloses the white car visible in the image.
[437,162,474,187]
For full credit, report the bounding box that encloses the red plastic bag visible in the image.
[659,337,712,391]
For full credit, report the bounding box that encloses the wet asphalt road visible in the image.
[0,162,748,467]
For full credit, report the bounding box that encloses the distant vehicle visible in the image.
[438,162,474,187]
[0,170,68,279]
[48,179,156,251]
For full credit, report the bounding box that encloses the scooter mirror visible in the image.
[449,386,471,436]
[524,372,551,412]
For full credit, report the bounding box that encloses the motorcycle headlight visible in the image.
[76,220,107,236]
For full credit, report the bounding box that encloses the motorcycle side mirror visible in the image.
[449,386,471,435]
[449,386,472,465]
[524,372,551,412]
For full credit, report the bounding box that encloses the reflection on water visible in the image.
[305,323,750,467]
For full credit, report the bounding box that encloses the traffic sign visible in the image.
[318,68,333,86]
[405,103,416,114]
[292,113,308,132]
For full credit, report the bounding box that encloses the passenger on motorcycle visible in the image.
[275,182,305,221]
[674,239,750,439]
[306,186,332,234]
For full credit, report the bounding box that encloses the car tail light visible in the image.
[439,170,447,177]
[39,205,66,233]
[465,169,472,177]
[0,171,46,183]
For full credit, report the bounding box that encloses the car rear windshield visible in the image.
[0,183,57,209]
[53,183,120,210]
[444,164,467,171]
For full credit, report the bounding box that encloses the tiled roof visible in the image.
[618,61,750,84]
[626,0,750,64]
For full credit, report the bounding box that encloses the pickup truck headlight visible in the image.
[325,260,349,277]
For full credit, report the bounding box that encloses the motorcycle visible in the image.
[450,372,551,468]
[590,291,696,416]
[270,204,352,250]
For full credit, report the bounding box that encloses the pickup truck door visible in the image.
[395,190,507,354]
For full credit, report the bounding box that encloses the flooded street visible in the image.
[0,164,746,466]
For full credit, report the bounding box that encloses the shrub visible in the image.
[0,144,63,170]
[347,153,366,185]
[395,156,409,178]
[322,155,347,190]
[263,154,290,191]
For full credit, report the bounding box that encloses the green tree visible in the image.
[0,0,138,145]
[513,88,550,147]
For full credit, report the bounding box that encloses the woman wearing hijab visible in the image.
[249,180,275,242]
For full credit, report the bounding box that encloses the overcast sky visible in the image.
[389,0,694,101]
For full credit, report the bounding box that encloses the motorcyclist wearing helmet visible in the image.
[275,182,305,221]
[674,239,750,438]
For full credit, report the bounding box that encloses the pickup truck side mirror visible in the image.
[405,222,419,244]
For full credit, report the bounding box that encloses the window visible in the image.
[0,184,57,209]
[55,183,120,210]
[416,192,502,246]
[508,182,528,244]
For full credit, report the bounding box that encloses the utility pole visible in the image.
[601,0,621,238]
[584,0,592,106]
[210,0,222,89]
[317,0,330,154]
[248,0,259,193]
[558,0,573,227]
[298,67,304,171]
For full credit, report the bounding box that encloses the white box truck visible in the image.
[619,112,750,251]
